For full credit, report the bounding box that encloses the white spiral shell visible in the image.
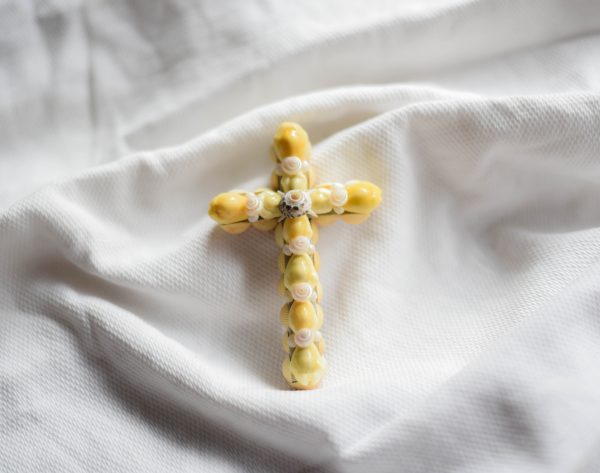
[329,183,348,213]
[280,156,303,175]
[288,236,313,255]
[245,193,263,222]
[294,328,314,348]
[290,283,313,302]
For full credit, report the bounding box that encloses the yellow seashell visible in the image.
[282,358,294,385]
[316,338,326,355]
[277,276,289,298]
[310,221,319,244]
[280,173,308,192]
[309,188,333,214]
[341,213,369,225]
[284,254,318,289]
[283,216,312,242]
[279,303,290,325]
[307,166,316,188]
[252,219,277,231]
[220,222,251,234]
[288,301,318,331]
[344,181,382,214]
[315,303,324,329]
[269,145,278,164]
[282,332,291,352]
[290,345,325,387]
[258,190,282,220]
[316,281,323,302]
[270,171,279,190]
[277,253,286,273]
[315,214,339,226]
[274,223,284,247]
[283,357,321,390]
[208,192,248,225]
[312,250,320,271]
[273,122,311,161]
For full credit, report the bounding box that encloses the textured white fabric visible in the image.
[2,0,600,471]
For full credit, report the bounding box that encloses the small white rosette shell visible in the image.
[294,328,314,348]
[290,282,315,302]
[276,156,310,176]
[283,236,314,256]
[245,193,263,222]
[329,183,348,214]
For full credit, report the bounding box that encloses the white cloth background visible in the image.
[1,0,600,471]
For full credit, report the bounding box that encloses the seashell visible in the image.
[277,253,286,273]
[258,190,282,220]
[245,194,263,222]
[220,222,251,234]
[287,333,297,348]
[290,283,313,302]
[280,156,303,175]
[312,250,320,271]
[315,303,324,329]
[245,193,262,212]
[279,303,290,325]
[290,345,325,387]
[341,213,370,225]
[294,328,314,347]
[282,332,292,352]
[288,236,312,255]
[208,192,248,225]
[309,188,333,214]
[274,223,284,247]
[281,358,294,385]
[278,190,312,218]
[273,122,311,161]
[278,276,290,299]
[280,173,308,192]
[270,171,280,190]
[251,219,277,231]
[329,183,348,208]
[283,215,312,242]
[314,214,339,226]
[288,301,318,331]
[315,281,323,302]
[344,181,382,214]
[270,145,279,163]
[307,165,316,189]
[284,254,318,288]
[310,220,319,243]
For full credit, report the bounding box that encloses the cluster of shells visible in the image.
[276,210,326,389]
[208,122,381,389]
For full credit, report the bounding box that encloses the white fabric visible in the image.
[2,0,600,471]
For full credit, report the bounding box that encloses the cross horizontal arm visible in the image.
[208,181,382,233]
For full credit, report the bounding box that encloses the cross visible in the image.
[208,122,382,390]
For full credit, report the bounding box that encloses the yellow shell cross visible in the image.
[208,123,382,389]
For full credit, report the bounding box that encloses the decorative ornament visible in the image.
[208,122,382,389]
